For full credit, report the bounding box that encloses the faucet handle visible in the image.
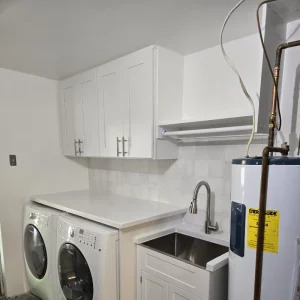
[214,222,219,231]
[189,201,197,214]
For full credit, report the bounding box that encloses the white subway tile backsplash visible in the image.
[149,186,160,202]
[128,172,142,185]
[180,159,195,178]
[107,159,123,171]
[148,173,161,186]
[122,183,132,197]
[179,145,195,159]
[88,141,264,233]
[207,145,226,160]
[107,170,117,183]
[194,160,209,178]
[148,160,170,174]
[208,160,225,178]
[221,213,231,233]
[123,159,139,173]
[138,160,149,173]
[195,145,209,160]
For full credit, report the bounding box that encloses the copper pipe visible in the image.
[253,5,300,300]
[269,41,300,148]
[253,145,289,300]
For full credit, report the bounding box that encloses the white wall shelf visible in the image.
[158,116,253,132]
[157,116,269,143]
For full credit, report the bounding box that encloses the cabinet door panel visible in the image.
[122,47,154,158]
[60,82,76,156]
[97,61,123,157]
[142,272,168,300]
[168,285,201,300]
[79,69,100,156]
[73,82,84,143]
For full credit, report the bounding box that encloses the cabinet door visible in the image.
[142,272,168,300]
[168,285,201,300]
[122,46,154,158]
[97,60,123,157]
[78,69,100,156]
[60,78,77,156]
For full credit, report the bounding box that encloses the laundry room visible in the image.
[0,1,300,300]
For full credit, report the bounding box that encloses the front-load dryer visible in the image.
[56,214,119,300]
[23,202,60,300]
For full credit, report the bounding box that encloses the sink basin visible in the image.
[141,232,228,269]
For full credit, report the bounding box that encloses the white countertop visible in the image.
[31,190,187,229]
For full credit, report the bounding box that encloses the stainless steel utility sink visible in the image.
[141,232,228,269]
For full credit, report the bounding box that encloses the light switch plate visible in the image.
[9,155,17,166]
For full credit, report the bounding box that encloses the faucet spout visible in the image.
[190,181,219,234]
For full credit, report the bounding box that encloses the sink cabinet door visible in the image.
[168,284,201,300]
[142,271,168,300]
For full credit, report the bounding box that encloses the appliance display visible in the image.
[56,214,119,300]
[23,203,60,300]
[229,157,300,300]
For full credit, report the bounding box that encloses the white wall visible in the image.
[278,20,300,154]
[183,34,262,122]
[0,68,89,296]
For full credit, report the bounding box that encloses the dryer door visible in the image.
[24,224,48,279]
[58,243,93,300]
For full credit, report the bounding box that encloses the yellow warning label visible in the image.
[247,208,280,254]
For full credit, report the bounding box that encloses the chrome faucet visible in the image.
[189,181,219,234]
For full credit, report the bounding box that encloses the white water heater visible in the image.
[229,157,300,300]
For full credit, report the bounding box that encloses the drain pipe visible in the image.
[253,40,300,300]
[253,144,289,300]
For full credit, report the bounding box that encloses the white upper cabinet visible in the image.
[122,47,154,158]
[60,45,183,159]
[97,45,183,159]
[97,59,123,157]
[60,78,77,156]
[60,69,99,157]
[97,48,154,158]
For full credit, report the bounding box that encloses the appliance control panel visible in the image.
[61,223,102,252]
[78,229,101,252]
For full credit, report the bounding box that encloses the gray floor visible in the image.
[0,294,40,300]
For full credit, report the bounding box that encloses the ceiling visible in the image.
[0,0,266,80]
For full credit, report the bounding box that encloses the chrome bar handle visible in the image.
[117,137,122,157]
[78,139,83,156]
[122,137,128,157]
[74,139,79,156]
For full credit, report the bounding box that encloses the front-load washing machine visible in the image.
[23,202,61,300]
[56,214,119,300]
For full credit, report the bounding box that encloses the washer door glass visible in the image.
[24,224,47,279]
[58,243,93,300]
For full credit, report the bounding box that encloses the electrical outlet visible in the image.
[9,155,17,166]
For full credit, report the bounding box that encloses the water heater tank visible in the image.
[229,157,300,300]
